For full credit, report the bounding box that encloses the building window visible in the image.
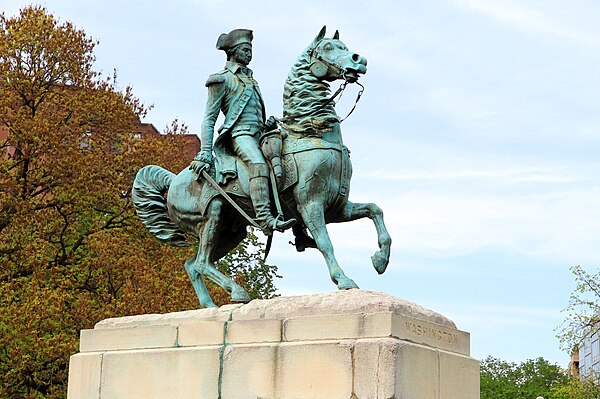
[80,132,92,150]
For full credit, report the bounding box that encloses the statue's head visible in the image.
[217,28,253,66]
[307,26,367,83]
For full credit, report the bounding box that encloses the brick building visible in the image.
[0,124,13,158]
[132,121,200,162]
[1,120,200,163]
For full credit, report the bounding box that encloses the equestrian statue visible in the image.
[132,27,392,308]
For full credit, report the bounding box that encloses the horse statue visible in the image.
[132,27,392,308]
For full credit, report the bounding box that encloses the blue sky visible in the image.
[3,0,599,366]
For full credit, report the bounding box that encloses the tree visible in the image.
[480,356,522,399]
[0,7,279,398]
[557,265,600,352]
[216,230,280,301]
[480,356,569,399]
[551,376,600,399]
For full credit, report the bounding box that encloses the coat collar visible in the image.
[225,61,253,77]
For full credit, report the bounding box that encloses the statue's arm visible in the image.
[190,76,226,175]
[200,80,225,153]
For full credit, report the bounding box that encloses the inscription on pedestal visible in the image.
[393,314,470,355]
[364,312,470,355]
[404,320,459,344]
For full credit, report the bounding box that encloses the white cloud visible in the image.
[309,154,600,265]
[0,1,26,16]
[386,187,600,261]
[363,166,593,185]
[422,87,503,125]
[453,0,600,47]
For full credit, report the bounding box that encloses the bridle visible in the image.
[307,43,346,79]
[277,41,365,127]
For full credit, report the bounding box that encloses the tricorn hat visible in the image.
[216,29,253,51]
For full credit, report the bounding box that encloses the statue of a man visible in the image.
[189,29,295,235]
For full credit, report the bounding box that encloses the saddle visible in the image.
[196,133,350,219]
[195,153,298,217]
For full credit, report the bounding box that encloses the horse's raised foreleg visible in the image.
[300,201,359,290]
[192,199,250,306]
[329,201,392,274]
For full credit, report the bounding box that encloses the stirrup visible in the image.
[271,214,296,233]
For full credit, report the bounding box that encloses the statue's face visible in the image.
[231,43,252,66]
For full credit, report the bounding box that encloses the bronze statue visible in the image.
[189,29,295,235]
[132,27,391,307]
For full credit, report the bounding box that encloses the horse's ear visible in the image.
[314,26,326,43]
[333,30,339,40]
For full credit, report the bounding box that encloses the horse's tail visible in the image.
[132,165,190,247]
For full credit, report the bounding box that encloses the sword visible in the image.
[200,170,281,261]
[201,170,262,231]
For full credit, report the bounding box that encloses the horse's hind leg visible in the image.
[184,254,216,308]
[329,201,392,274]
[196,198,250,303]
[299,201,359,290]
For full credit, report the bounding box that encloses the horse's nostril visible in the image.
[352,53,359,62]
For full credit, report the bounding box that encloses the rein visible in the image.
[277,79,364,129]
[337,78,364,123]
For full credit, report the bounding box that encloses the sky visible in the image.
[2,0,599,366]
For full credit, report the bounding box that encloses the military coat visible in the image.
[200,61,266,153]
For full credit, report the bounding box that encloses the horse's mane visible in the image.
[282,47,339,133]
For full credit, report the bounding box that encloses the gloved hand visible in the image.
[265,115,278,132]
[189,151,213,176]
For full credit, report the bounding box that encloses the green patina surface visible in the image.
[132,27,391,308]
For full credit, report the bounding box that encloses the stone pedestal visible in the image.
[67,290,479,399]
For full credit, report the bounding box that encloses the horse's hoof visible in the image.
[372,251,389,275]
[230,288,251,303]
[337,277,359,290]
[199,300,217,308]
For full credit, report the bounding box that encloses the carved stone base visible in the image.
[67,290,480,399]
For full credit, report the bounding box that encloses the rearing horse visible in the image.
[132,27,391,308]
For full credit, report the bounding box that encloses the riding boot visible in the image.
[249,163,296,235]
[291,224,318,252]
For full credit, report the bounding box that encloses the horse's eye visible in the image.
[323,43,333,51]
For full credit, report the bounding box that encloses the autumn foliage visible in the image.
[0,7,278,398]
